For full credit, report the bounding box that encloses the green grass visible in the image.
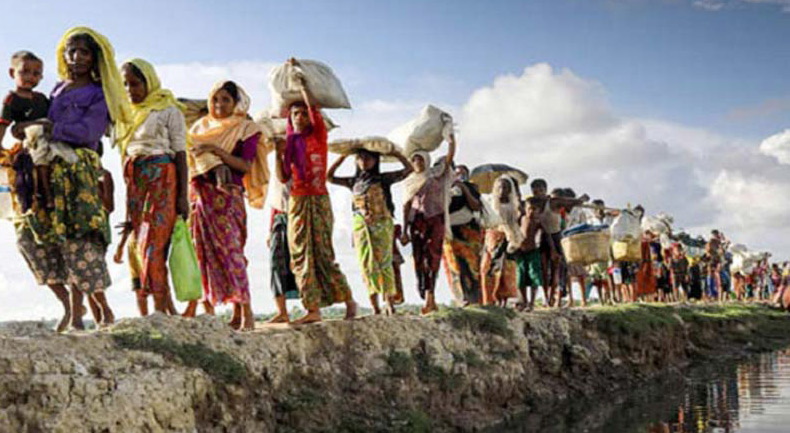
[112,329,247,384]
[590,302,788,336]
[432,305,515,338]
[589,303,682,335]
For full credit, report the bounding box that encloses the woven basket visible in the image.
[561,231,611,265]
[612,239,641,262]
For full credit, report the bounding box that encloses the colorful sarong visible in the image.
[21,148,111,293]
[190,179,250,305]
[481,229,518,304]
[288,194,352,310]
[442,223,483,305]
[410,213,445,299]
[125,155,177,296]
[353,213,396,296]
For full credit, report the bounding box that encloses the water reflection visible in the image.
[495,349,790,433]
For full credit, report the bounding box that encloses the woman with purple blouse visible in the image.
[14,27,131,331]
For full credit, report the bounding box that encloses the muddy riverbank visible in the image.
[0,303,788,432]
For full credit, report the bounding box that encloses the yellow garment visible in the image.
[56,26,132,130]
[188,81,269,209]
[116,58,186,159]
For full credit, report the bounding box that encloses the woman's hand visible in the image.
[400,231,411,246]
[39,119,53,138]
[274,137,286,155]
[190,143,221,157]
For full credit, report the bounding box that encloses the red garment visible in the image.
[636,240,657,296]
[289,107,328,197]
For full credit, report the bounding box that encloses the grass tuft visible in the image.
[112,330,247,384]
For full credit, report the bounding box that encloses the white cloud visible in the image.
[694,0,727,11]
[693,0,790,12]
[759,129,790,165]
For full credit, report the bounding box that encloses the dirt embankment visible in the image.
[0,303,787,432]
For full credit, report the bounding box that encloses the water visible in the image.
[496,349,790,432]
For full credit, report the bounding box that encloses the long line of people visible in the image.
[1,27,787,333]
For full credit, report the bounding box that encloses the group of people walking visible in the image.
[1,27,786,334]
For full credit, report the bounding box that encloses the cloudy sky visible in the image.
[1,0,789,321]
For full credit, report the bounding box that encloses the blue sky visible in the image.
[2,0,789,137]
[2,0,790,320]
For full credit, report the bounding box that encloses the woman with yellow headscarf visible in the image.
[118,58,189,317]
[183,80,265,331]
[16,27,131,331]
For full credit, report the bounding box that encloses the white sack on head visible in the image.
[268,59,351,117]
[611,209,642,242]
[388,105,453,157]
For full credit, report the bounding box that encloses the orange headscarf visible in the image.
[189,81,269,209]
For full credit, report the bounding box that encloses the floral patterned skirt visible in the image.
[288,194,352,310]
[18,148,111,293]
[190,179,250,305]
[353,213,396,296]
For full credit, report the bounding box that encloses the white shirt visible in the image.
[125,106,188,158]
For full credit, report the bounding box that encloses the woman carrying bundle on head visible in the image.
[185,80,268,331]
[274,59,357,325]
[328,147,413,315]
[117,58,189,316]
[401,135,456,315]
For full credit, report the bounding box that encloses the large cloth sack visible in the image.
[328,136,397,156]
[169,218,203,302]
[642,213,673,235]
[388,105,453,157]
[610,209,641,242]
[268,59,351,116]
[562,231,611,265]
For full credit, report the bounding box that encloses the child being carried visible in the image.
[0,51,74,210]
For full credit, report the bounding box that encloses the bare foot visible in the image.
[229,304,242,330]
[240,305,255,331]
[56,310,71,333]
[420,305,438,316]
[345,301,358,321]
[182,301,197,318]
[102,307,115,326]
[266,313,290,324]
[71,306,86,331]
[384,304,396,316]
[292,310,322,325]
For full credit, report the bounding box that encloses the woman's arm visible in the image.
[196,133,261,174]
[274,137,289,183]
[401,201,412,245]
[457,182,482,211]
[167,108,190,219]
[382,151,415,184]
[441,133,456,177]
[327,154,353,188]
[288,58,315,110]
[175,151,189,219]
